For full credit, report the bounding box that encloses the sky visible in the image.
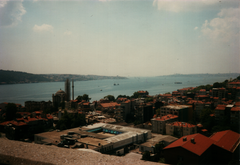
[0,0,239,77]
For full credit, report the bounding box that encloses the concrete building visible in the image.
[52,89,66,108]
[166,121,197,137]
[163,130,240,164]
[25,101,52,112]
[134,102,154,123]
[230,106,240,125]
[159,105,192,122]
[139,134,178,153]
[151,114,178,134]
[35,123,151,153]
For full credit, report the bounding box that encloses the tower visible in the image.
[72,79,74,100]
[65,79,70,101]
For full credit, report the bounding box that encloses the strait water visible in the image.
[0,74,238,106]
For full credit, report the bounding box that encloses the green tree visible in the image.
[155,108,161,115]
[145,97,153,103]
[200,108,214,131]
[116,95,130,99]
[142,151,151,161]
[131,92,141,98]
[6,103,17,121]
[104,95,115,101]
[76,94,90,102]
[82,94,90,102]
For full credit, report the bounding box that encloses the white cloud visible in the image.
[153,0,219,12]
[0,0,26,27]
[64,30,72,36]
[33,24,54,32]
[201,7,240,43]
[194,27,198,30]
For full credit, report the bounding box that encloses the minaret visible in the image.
[65,79,70,101]
[72,79,74,100]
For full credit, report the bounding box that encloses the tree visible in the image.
[131,92,141,98]
[6,103,17,121]
[116,95,130,99]
[142,151,151,161]
[145,97,153,103]
[104,95,115,101]
[82,94,90,102]
[200,108,214,131]
[76,94,90,102]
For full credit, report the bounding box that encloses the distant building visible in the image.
[159,105,192,122]
[25,101,52,112]
[151,114,178,134]
[166,121,197,137]
[139,134,178,154]
[35,123,152,153]
[52,89,66,108]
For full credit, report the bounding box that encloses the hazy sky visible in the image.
[0,0,239,77]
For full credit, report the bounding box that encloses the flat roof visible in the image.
[78,137,110,146]
[140,135,178,147]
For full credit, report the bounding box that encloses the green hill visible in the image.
[0,70,127,85]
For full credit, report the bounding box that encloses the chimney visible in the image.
[183,137,187,141]
[191,138,195,144]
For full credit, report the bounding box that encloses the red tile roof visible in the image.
[169,121,196,128]
[231,107,240,111]
[210,130,240,153]
[153,114,178,121]
[164,133,215,156]
[100,102,120,108]
[215,105,226,111]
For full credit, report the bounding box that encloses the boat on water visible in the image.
[174,82,182,84]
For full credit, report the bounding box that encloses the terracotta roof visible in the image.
[235,102,240,107]
[168,121,196,128]
[210,130,240,153]
[164,133,215,156]
[215,105,226,110]
[228,82,240,85]
[231,107,240,111]
[201,129,208,132]
[153,114,178,121]
[100,102,120,108]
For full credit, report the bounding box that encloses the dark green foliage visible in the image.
[159,158,165,163]
[154,142,164,154]
[60,102,65,109]
[6,103,17,121]
[56,110,86,130]
[0,70,127,84]
[116,95,130,99]
[0,70,50,84]
[104,95,115,101]
[76,94,91,102]
[131,92,141,98]
[155,108,161,115]
[142,151,151,161]
[200,108,214,131]
[125,113,135,123]
[145,97,153,103]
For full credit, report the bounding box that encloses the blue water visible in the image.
[0,74,238,106]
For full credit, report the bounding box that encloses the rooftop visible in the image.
[152,114,178,121]
[164,133,215,156]
[210,130,240,153]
